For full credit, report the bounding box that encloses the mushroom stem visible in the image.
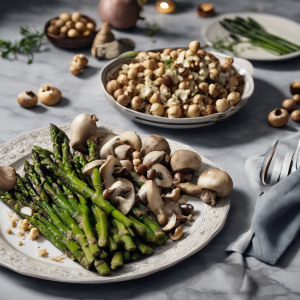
[200,188,217,206]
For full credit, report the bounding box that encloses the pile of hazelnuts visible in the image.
[69,54,88,75]
[268,81,300,127]
[47,12,95,39]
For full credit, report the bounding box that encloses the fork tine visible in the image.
[279,150,294,180]
[270,154,284,185]
[260,139,279,185]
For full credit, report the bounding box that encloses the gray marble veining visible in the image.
[1,0,300,299]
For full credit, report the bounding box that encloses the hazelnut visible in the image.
[189,41,200,52]
[155,78,163,86]
[47,25,60,35]
[199,82,209,93]
[197,49,206,57]
[38,85,62,106]
[193,94,203,104]
[162,75,172,86]
[291,110,300,122]
[268,108,289,127]
[17,91,38,108]
[216,98,229,112]
[70,65,82,75]
[60,26,68,34]
[80,17,88,24]
[137,164,148,176]
[144,69,153,78]
[163,48,172,56]
[71,12,82,22]
[147,169,156,180]
[145,103,152,114]
[114,88,124,100]
[167,106,182,118]
[82,30,91,37]
[202,105,214,116]
[128,68,138,80]
[153,67,165,78]
[59,13,71,22]
[124,85,137,98]
[282,99,296,111]
[149,92,161,104]
[150,103,164,116]
[170,50,178,59]
[209,68,219,81]
[137,51,147,60]
[185,49,195,58]
[218,87,228,99]
[143,59,156,70]
[197,3,214,17]
[72,54,88,68]
[186,104,201,118]
[75,21,86,32]
[106,80,121,95]
[178,81,189,90]
[50,19,57,25]
[117,94,131,107]
[65,20,75,29]
[227,92,241,106]
[117,74,129,86]
[290,81,300,95]
[68,29,80,38]
[55,19,65,28]
[208,84,218,98]
[292,94,300,104]
[132,151,141,160]
[86,22,95,31]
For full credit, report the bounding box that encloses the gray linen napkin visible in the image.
[226,132,300,265]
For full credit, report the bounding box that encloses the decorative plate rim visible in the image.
[0,124,230,283]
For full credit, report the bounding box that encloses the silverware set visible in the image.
[260,138,300,194]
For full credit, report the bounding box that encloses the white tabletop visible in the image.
[1,0,300,299]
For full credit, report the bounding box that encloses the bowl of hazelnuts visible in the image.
[45,12,97,49]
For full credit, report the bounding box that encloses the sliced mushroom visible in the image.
[197,169,233,206]
[143,134,171,156]
[100,155,122,189]
[162,212,180,231]
[176,182,202,197]
[151,164,172,188]
[164,188,181,201]
[107,178,135,215]
[100,136,122,159]
[143,151,167,168]
[119,131,142,151]
[82,160,106,175]
[98,133,117,149]
[170,150,202,174]
[138,180,166,225]
[114,145,134,161]
[120,160,133,172]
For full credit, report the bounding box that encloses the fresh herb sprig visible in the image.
[0,26,45,64]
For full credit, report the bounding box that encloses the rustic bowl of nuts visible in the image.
[45,12,97,49]
[100,42,254,129]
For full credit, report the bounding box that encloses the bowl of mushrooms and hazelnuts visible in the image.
[100,41,254,129]
[45,12,96,49]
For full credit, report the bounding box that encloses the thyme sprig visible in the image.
[0,26,45,64]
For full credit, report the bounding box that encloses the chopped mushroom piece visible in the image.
[100,156,122,189]
[82,160,106,175]
[151,164,173,188]
[176,182,202,197]
[164,188,181,201]
[100,136,122,159]
[119,131,142,151]
[143,151,167,168]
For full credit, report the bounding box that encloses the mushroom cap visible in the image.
[100,136,122,159]
[151,164,172,188]
[138,180,164,215]
[162,212,180,231]
[143,151,166,168]
[82,160,106,175]
[268,108,289,128]
[114,144,134,161]
[100,155,122,189]
[119,131,142,151]
[109,178,135,215]
[163,199,182,219]
[0,166,17,191]
[120,160,133,172]
[170,150,202,174]
[143,134,171,156]
[197,169,233,198]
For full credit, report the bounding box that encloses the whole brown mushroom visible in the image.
[268,108,289,127]
[197,169,233,206]
[282,99,296,111]
[290,81,300,95]
[17,91,38,108]
[170,150,202,174]
[37,85,62,106]
[143,134,171,156]
[291,110,300,122]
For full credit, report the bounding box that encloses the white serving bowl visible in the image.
[100,49,254,129]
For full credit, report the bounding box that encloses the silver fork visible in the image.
[260,139,294,194]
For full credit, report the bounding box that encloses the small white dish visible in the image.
[201,13,300,61]
[100,49,254,129]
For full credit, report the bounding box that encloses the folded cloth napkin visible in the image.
[226,132,300,265]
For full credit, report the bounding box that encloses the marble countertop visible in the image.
[1,0,300,299]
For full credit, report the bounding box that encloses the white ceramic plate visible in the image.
[100,49,254,129]
[0,124,230,283]
[201,13,300,61]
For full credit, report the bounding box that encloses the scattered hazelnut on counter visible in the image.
[37,84,62,106]
[18,241,23,246]
[268,108,289,127]
[17,91,38,108]
[291,110,300,122]
[70,65,83,76]
[197,3,214,18]
[282,99,296,111]
[37,248,48,257]
[290,81,300,95]
[6,229,12,234]
[21,219,30,231]
[11,219,17,228]
[292,94,300,104]
[29,227,39,240]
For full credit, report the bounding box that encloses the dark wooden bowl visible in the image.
[45,15,96,49]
